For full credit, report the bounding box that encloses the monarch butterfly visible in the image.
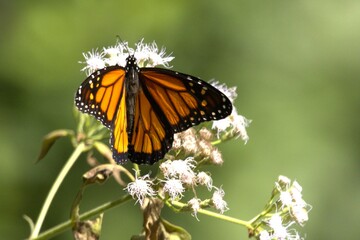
[75,55,232,165]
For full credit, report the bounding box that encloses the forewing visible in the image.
[75,66,126,128]
[139,68,232,133]
[75,66,129,164]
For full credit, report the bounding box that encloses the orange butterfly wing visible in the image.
[124,68,233,164]
[126,89,173,164]
[139,69,233,133]
[75,67,126,127]
[111,84,129,163]
[75,66,129,162]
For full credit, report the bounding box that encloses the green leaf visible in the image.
[161,218,192,240]
[37,129,74,162]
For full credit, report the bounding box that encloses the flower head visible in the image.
[188,198,201,220]
[212,187,229,214]
[124,172,156,206]
[196,171,213,191]
[277,175,291,188]
[209,81,250,143]
[290,181,304,204]
[171,133,182,149]
[146,41,174,67]
[291,205,309,226]
[161,158,197,186]
[80,49,105,76]
[253,175,311,239]
[279,191,293,208]
[259,230,271,240]
[163,178,185,201]
[266,214,302,240]
[80,39,174,75]
[103,42,128,67]
[198,139,213,157]
[210,148,224,165]
[275,176,311,227]
[212,108,251,143]
[131,39,174,68]
[181,128,198,153]
[199,127,213,141]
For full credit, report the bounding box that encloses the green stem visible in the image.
[170,200,253,230]
[30,142,86,238]
[133,163,140,176]
[248,202,280,225]
[31,194,132,240]
[211,129,235,145]
[198,208,253,230]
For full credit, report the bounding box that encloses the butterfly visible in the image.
[75,55,232,165]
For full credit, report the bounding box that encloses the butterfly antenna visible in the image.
[116,35,132,56]
[115,35,123,43]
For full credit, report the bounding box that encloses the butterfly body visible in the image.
[124,56,140,143]
[75,55,232,165]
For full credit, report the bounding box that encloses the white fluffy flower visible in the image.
[212,187,229,214]
[181,128,198,153]
[268,214,301,240]
[103,42,128,67]
[212,108,251,143]
[291,205,309,226]
[160,157,197,185]
[124,173,156,206]
[81,39,175,75]
[163,178,185,200]
[277,175,291,188]
[146,41,174,67]
[259,230,271,240]
[188,198,201,220]
[80,49,105,76]
[275,176,311,230]
[196,172,213,191]
[210,80,250,142]
[210,148,224,165]
[279,191,293,208]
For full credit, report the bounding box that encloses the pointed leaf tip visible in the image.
[37,129,74,162]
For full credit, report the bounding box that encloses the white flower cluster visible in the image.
[80,40,174,76]
[210,81,251,143]
[257,175,311,240]
[211,187,229,214]
[276,176,311,227]
[259,214,302,240]
[160,158,228,216]
[124,158,228,218]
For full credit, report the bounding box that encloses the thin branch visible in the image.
[30,194,132,240]
[30,142,86,238]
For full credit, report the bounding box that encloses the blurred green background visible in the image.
[1,0,359,239]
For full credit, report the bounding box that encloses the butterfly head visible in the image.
[125,55,140,71]
[126,55,137,65]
